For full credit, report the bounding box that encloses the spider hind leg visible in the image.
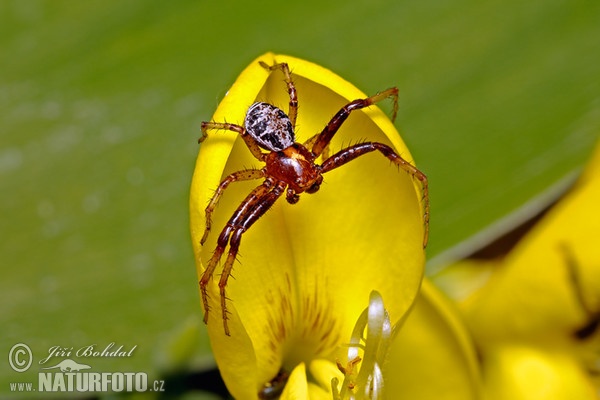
[259,61,298,129]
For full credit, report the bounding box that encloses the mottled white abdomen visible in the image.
[244,102,295,152]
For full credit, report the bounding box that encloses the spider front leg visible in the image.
[200,179,286,335]
[311,87,399,157]
[321,142,430,247]
[259,61,298,129]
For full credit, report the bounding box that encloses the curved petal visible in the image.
[190,54,275,400]
[280,363,309,400]
[307,359,344,400]
[386,279,483,399]
[431,141,600,397]
[190,53,426,397]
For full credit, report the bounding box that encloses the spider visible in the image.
[198,61,429,336]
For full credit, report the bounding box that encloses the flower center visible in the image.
[264,273,343,373]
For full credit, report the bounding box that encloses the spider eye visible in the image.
[306,182,320,194]
[245,102,295,152]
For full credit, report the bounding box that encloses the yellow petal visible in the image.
[483,344,597,400]
[281,363,309,400]
[190,52,426,398]
[386,279,483,399]
[271,362,340,400]
[308,359,344,396]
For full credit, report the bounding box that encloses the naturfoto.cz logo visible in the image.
[8,343,165,394]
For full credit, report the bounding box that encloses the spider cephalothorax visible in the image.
[198,61,429,336]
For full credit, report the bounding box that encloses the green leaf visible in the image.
[1,0,598,395]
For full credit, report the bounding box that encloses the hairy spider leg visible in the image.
[259,61,298,129]
[201,169,267,245]
[200,121,266,162]
[311,87,399,157]
[200,179,287,335]
[320,142,430,248]
[199,179,273,327]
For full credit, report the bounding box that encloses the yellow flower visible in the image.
[189,53,426,399]
[458,140,600,347]
[434,140,600,397]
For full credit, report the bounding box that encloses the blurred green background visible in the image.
[1,0,598,397]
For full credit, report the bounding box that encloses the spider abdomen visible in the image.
[245,102,295,152]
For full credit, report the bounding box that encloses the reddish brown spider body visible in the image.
[198,61,429,336]
[266,144,323,202]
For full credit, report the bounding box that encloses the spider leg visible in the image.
[200,179,274,326]
[311,88,399,157]
[200,179,287,335]
[321,142,429,247]
[259,61,298,129]
[201,168,266,245]
[200,121,266,162]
